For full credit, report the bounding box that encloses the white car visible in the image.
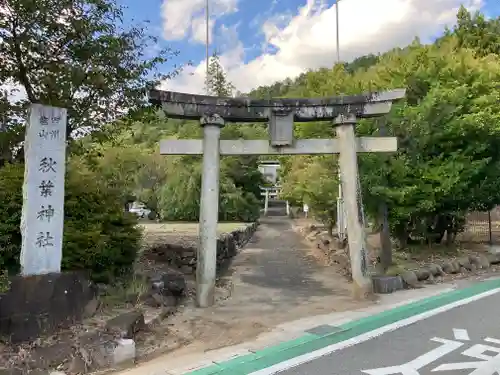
[129,206,152,218]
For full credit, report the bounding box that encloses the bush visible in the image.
[0,162,142,283]
[147,210,157,221]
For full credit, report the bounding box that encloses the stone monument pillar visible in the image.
[20,104,67,276]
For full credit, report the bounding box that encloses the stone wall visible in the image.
[145,222,259,275]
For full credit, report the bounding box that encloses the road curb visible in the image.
[185,278,500,375]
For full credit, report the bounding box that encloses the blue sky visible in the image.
[117,0,500,93]
[118,0,307,68]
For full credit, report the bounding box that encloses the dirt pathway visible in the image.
[161,217,372,354]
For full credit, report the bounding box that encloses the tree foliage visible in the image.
[451,6,500,57]
[281,156,339,234]
[0,0,180,154]
[158,161,260,222]
[206,52,234,97]
[86,109,267,222]
[257,8,500,248]
[0,0,180,280]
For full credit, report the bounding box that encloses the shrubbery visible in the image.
[0,161,142,283]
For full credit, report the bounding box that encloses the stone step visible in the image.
[266,207,288,217]
[267,200,287,208]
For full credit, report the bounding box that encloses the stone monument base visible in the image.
[0,271,97,343]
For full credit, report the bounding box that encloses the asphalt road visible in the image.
[279,290,500,375]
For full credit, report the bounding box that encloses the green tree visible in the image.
[157,161,260,222]
[0,88,24,165]
[281,156,339,235]
[344,54,380,73]
[0,0,180,144]
[254,8,500,251]
[221,124,267,201]
[90,143,169,214]
[450,6,500,57]
[206,52,234,97]
[354,36,500,246]
[94,110,266,222]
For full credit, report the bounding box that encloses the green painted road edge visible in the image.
[186,278,500,375]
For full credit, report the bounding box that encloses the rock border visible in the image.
[144,222,259,275]
[394,253,500,290]
[296,222,500,294]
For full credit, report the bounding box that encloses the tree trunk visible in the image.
[378,201,392,272]
[395,224,409,248]
[429,214,449,244]
[327,222,334,237]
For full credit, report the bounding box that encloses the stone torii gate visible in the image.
[149,89,406,307]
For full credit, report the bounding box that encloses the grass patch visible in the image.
[140,222,249,235]
[100,274,150,309]
[139,221,252,252]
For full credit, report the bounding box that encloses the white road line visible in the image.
[453,328,470,341]
[485,337,500,345]
[249,287,500,375]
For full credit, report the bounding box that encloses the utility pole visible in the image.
[205,0,210,95]
[335,0,340,63]
[335,0,347,243]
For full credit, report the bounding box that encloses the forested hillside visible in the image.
[248,6,500,249]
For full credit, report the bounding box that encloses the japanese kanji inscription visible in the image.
[20,104,67,275]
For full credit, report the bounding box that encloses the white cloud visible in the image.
[190,16,215,44]
[161,0,238,42]
[216,23,240,51]
[163,0,483,95]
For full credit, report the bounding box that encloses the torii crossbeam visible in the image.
[149,88,406,307]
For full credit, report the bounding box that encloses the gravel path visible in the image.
[163,217,371,352]
[230,217,347,303]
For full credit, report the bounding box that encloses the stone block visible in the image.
[372,276,404,294]
[105,310,145,339]
[150,269,186,297]
[0,271,96,343]
[428,263,445,276]
[487,253,500,265]
[415,268,431,281]
[28,341,73,369]
[112,339,136,366]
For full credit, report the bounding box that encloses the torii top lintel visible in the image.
[148,88,406,123]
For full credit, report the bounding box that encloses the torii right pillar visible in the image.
[336,113,372,299]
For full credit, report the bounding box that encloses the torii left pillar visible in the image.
[198,114,224,307]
